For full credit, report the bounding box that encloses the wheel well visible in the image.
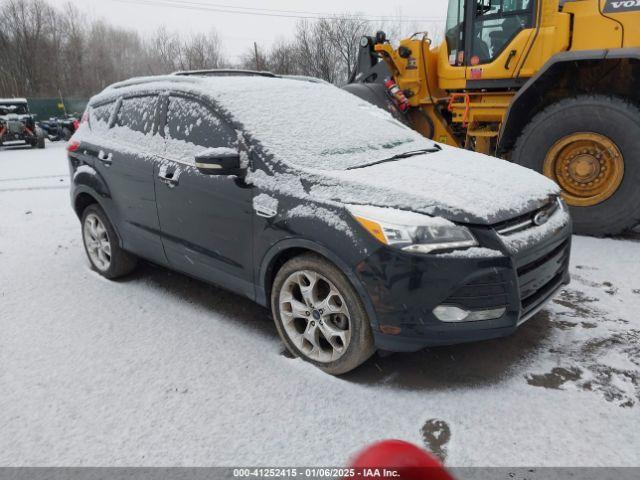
[74,192,98,219]
[498,56,640,155]
[264,247,310,301]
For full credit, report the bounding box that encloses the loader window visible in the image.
[471,0,534,65]
[445,0,466,65]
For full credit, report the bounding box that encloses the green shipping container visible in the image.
[26,98,89,119]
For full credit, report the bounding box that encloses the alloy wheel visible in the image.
[83,213,112,271]
[278,270,352,363]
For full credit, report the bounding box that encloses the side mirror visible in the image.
[195,148,243,176]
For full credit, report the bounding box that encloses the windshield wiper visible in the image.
[346,145,442,170]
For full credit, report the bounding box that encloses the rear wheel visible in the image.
[512,96,640,236]
[37,127,45,149]
[81,204,137,279]
[32,127,45,149]
[271,253,375,375]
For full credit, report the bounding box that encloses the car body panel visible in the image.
[154,161,255,299]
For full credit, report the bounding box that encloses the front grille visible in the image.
[444,271,509,310]
[7,120,23,134]
[518,239,570,317]
[495,198,559,236]
[521,271,565,314]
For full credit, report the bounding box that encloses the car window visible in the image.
[115,95,158,135]
[164,95,237,164]
[89,102,115,133]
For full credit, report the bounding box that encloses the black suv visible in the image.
[69,71,571,375]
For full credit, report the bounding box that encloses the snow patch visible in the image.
[252,193,278,215]
[435,247,504,259]
[287,204,353,238]
[500,208,571,253]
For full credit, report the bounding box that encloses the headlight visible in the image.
[348,205,478,254]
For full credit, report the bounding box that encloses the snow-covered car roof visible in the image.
[92,73,436,171]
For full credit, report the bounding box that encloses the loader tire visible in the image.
[512,95,640,236]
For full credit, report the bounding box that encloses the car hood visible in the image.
[304,144,561,225]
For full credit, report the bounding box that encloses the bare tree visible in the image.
[323,15,370,84]
[182,31,224,71]
[0,0,440,98]
[266,39,300,76]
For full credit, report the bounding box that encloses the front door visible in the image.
[467,0,536,80]
[154,93,254,299]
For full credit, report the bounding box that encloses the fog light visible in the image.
[433,305,506,323]
[433,305,468,322]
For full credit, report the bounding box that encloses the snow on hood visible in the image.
[93,74,560,224]
[309,144,560,224]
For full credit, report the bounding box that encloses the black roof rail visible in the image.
[173,69,278,78]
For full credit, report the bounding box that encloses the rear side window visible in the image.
[165,96,237,156]
[115,96,158,135]
[89,102,115,133]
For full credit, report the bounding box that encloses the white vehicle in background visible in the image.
[0,98,45,149]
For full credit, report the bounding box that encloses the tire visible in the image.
[62,127,72,141]
[36,127,45,149]
[271,253,375,375]
[81,204,137,279]
[512,95,640,236]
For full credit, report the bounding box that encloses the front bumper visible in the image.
[356,215,572,352]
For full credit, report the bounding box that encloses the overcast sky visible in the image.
[48,0,450,61]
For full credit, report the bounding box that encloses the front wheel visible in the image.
[271,253,375,375]
[34,127,45,149]
[512,95,640,236]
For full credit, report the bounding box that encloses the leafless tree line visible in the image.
[0,0,440,98]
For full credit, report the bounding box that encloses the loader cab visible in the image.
[445,0,537,82]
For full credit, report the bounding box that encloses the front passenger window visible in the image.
[164,96,237,164]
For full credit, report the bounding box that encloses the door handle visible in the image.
[158,166,180,188]
[504,50,517,70]
[97,150,112,165]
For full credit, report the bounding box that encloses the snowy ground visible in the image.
[0,142,639,467]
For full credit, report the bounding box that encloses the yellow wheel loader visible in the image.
[344,0,640,236]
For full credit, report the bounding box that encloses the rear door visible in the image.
[155,93,254,299]
[89,94,167,264]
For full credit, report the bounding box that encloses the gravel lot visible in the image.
[1,142,639,467]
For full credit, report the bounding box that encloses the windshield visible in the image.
[206,77,436,171]
[0,103,28,115]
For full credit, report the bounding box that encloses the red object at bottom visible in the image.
[347,440,454,480]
